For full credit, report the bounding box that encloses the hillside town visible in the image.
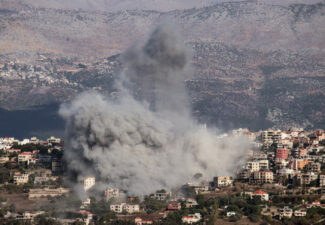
[0,129,325,224]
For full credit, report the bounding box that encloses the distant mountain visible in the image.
[0,1,324,59]
[0,0,324,134]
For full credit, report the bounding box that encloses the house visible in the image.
[0,156,9,164]
[295,173,318,185]
[38,154,51,163]
[110,203,140,213]
[122,204,140,213]
[167,202,181,211]
[279,206,293,219]
[290,159,310,170]
[18,152,33,162]
[80,177,95,191]
[182,213,201,224]
[276,149,290,160]
[246,161,260,172]
[187,183,209,194]
[294,209,307,217]
[320,175,325,187]
[135,217,153,225]
[16,211,45,222]
[5,149,21,154]
[307,200,325,209]
[226,211,236,217]
[13,173,29,184]
[77,211,93,225]
[306,162,321,172]
[250,171,273,184]
[104,188,119,200]
[81,198,91,209]
[252,190,269,201]
[52,159,64,173]
[34,176,49,184]
[213,176,233,187]
[28,188,70,199]
[151,191,170,201]
[185,198,198,208]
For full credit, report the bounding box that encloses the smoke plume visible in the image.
[59,24,250,196]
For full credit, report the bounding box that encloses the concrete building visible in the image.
[18,152,33,162]
[279,206,293,219]
[135,217,153,225]
[213,176,233,187]
[110,203,140,213]
[151,191,170,201]
[250,171,273,184]
[320,175,325,187]
[276,149,290,160]
[306,162,321,173]
[252,190,269,201]
[294,209,307,217]
[182,213,201,224]
[104,188,119,200]
[28,188,70,199]
[81,177,95,191]
[13,173,29,184]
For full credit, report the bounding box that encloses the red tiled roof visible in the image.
[253,190,267,195]
[19,152,33,155]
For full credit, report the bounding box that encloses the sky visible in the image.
[16,0,325,12]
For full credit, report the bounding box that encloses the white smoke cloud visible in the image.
[59,24,251,196]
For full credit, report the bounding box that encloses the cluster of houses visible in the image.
[1,129,325,224]
[237,129,325,187]
[0,136,64,186]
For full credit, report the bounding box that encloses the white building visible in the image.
[18,152,33,162]
[252,190,269,201]
[279,206,293,219]
[226,211,236,217]
[81,177,95,191]
[13,173,29,184]
[294,209,307,217]
[320,175,325,187]
[110,203,140,213]
[151,191,170,201]
[104,188,119,200]
[135,217,153,225]
[213,176,233,187]
[17,211,44,222]
[246,160,269,172]
[182,213,201,224]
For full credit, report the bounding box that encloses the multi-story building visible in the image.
[295,173,318,185]
[252,190,269,201]
[250,171,273,184]
[246,161,260,172]
[81,177,95,191]
[293,148,308,158]
[182,213,201,224]
[18,152,33,162]
[279,206,293,219]
[13,173,29,184]
[306,162,321,173]
[320,175,325,187]
[290,159,310,170]
[104,188,119,200]
[213,176,233,187]
[294,209,307,217]
[110,203,140,213]
[276,149,290,160]
[151,191,170,201]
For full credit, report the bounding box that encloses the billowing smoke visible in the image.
[59,24,250,196]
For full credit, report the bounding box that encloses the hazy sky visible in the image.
[19,0,325,12]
